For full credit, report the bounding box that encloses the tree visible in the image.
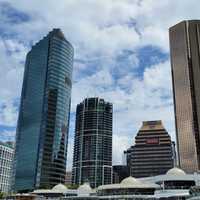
[65,184,79,189]
[0,192,4,199]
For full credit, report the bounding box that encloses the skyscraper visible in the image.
[13,29,74,191]
[125,121,174,178]
[72,97,113,188]
[170,20,200,172]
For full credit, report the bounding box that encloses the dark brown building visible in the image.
[125,121,174,178]
[170,20,200,173]
[112,165,129,184]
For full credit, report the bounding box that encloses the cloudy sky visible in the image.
[0,0,199,170]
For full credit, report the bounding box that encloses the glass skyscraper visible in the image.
[13,29,74,191]
[72,98,113,188]
[170,20,200,173]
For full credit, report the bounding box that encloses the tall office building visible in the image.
[170,20,200,172]
[72,98,113,188]
[125,121,174,178]
[13,29,74,191]
[0,142,14,193]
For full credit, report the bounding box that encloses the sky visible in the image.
[0,0,199,170]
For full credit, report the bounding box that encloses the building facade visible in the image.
[170,20,200,173]
[13,29,74,191]
[9,167,200,199]
[112,165,129,184]
[0,142,14,193]
[125,121,174,178]
[72,98,113,188]
[65,171,72,185]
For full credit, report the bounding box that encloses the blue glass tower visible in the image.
[13,29,74,191]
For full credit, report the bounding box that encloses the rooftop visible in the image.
[140,120,166,131]
[0,141,14,149]
[98,176,159,190]
[52,183,68,193]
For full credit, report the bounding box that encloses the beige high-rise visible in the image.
[170,20,200,173]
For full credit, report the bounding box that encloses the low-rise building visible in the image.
[140,167,198,199]
[0,142,14,193]
[6,167,200,199]
[32,183,77,198]
[63,167,200,199]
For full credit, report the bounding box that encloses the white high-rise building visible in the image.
[0,142,14,193]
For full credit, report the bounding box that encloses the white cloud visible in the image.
[0,38,27,126]
[67,136,74,171]
[0,129,16,141]
[0,0,198,168]
[113,134,131,165]
[71,69,114,110]
[0,102,18,126]
[144,61,172,93]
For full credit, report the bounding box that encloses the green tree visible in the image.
[0,192,4,199]
[38,184,51,189]
[65,184,79,189]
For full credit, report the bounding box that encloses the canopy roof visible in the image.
[98,176,159,190]
[78,183,93,196]
[166,167,186,176]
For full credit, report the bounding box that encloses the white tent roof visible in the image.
[98,176,159,190]
[166,167,186,176]
[78,183,93,196]
[121,176,141,186]
[52,183,68,193]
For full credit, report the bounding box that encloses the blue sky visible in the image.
[0,0,199,170]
